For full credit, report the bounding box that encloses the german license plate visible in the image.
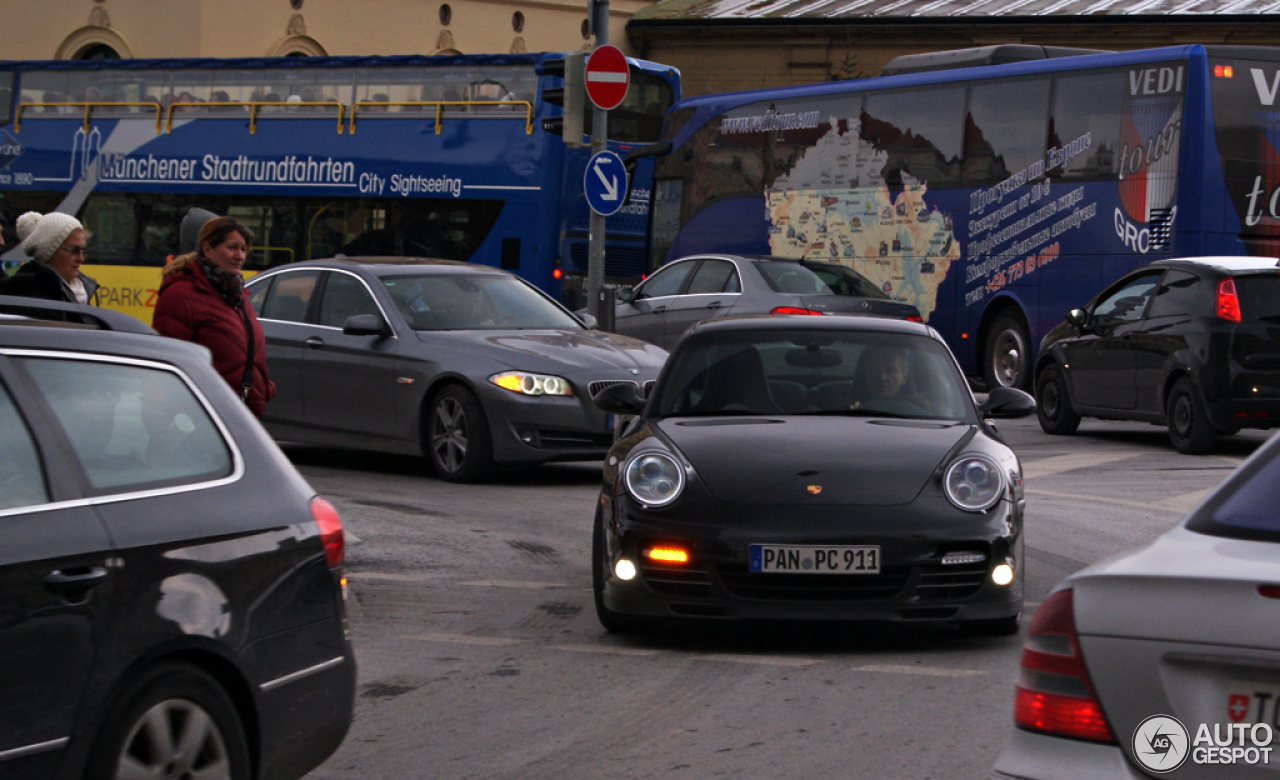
[606,413,615,432]
[749,545,880,574]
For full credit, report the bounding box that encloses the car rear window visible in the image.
[17,358,232,494]
[0,380,49,511]
[1234,274,1280,322]
[756,263,834,295]
[1188,441,1280,541]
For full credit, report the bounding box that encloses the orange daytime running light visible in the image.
[644,547,689,563]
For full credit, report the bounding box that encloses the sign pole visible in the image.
[586,0,609,319]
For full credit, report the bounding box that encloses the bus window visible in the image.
[1049,69,1124,181]
[964,76,1051,185]
[605,71,676,143]
[0,72,12,125]
[169,71,214,115]
[355,67,429,112]
[20,71,72,114]
[211,69,265,112]
[861,85,964,187]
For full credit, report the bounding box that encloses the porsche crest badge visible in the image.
[807,485,822,495]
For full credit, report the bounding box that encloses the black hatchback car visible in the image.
[591,315,1036,635]
[0,297,354,780]
[1034,257,1280,453]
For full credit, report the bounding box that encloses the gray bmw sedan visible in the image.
[245,259,667,482]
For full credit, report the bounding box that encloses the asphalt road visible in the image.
[294,417,1275,780]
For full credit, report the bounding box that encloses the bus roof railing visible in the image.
[13,98,535,137]
[349,100,533,135]
[167,100,345,134]
[15,101,163,134]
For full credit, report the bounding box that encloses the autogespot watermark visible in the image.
[1132,714,1275,774]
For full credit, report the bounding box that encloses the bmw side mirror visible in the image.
[1066,308,1088,328]
[577,312,599,329]
[980,386,1036,419]
[617,286,635,305]
[593,382,646,415]
[343,313,392,338]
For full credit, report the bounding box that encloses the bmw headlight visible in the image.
[624,451,685,507]
[489,371,573,396]
[944,455,1004,512]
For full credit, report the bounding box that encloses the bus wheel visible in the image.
[427,386,496,482]
[984,313,1031,391]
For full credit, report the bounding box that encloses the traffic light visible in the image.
[536,52,586,148]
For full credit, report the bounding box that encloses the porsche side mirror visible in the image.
[593,382,646,415]
[980,386,1036,419]
[1065,308,1088,328]
[343,313,392,338]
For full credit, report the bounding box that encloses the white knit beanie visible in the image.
[16,211,84,263]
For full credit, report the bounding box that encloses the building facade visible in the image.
[0,0,653,61]
[627,0,1280,98]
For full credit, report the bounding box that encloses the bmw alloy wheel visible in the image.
[432,396,467,473]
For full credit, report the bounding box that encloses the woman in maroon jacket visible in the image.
[153,217,276,418]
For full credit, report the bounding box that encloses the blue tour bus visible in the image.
[0,53,679,323]
[647,44,1278,390]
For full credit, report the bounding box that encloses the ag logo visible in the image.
[1132,715,1189,774]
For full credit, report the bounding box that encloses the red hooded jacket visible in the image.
[153,263,275,417]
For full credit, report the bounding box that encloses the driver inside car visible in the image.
[852,345,931,415]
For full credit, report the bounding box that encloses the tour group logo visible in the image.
[1132,714,1276,774]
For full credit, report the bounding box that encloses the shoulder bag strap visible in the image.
[238,303,254,402]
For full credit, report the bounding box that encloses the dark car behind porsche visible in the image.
[0,296,354,780]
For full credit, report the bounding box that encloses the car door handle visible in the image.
[305,336,326,349]
[706,301,723,310]
[650,306,667,315]
[43,566,109,593]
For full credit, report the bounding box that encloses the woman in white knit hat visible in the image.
[1,210,99,319]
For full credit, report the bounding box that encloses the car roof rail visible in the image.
[0,295,155,334]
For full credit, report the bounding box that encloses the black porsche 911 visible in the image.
[591,315,1037,635]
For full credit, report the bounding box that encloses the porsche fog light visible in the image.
[992,563,1014,586]
[624,452,685,507]
[944,455,1004,512]
[489,371,573,396]
[615,559,637,581]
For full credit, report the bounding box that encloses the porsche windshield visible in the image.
[381,274,582,331]
[653,330,974,420]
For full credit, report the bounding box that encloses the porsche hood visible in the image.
[656,417,972,506]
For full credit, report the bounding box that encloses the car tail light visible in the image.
[310,497,345,568]
[770,306,823,315]
[1217,278,1242,322]
[906,315,923,322]
[1013,589,1116,744]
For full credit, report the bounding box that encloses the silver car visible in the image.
[611,255,922,351]
[992,431,1280,779]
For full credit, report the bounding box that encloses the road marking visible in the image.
[698,653,824,668]
[552,644,664,657]
[1025,488,1184,514]
[1157,487,1215,512]
[345,530,362,543]
[1021,450,1143,479]
[852,664,985,678]
[459,580,566,590]
[346,572,445,582]
[410,633,526,647]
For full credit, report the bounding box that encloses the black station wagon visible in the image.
[1035,257,1280,453]
[0,297,354,780]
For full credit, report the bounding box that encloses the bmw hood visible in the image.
[656,417,971,506]
[416,329,667,373]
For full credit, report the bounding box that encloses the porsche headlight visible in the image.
[624,451,685,507]
[489,371,573,396]
[944,455,1004,512]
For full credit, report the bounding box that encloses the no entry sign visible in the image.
[584,45,630,111]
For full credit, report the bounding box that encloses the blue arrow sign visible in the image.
[584,150,628,217]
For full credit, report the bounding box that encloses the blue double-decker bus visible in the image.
[0,53,679,323]
[647,44,1279,390]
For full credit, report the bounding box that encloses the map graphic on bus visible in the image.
[763,114,960,321]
